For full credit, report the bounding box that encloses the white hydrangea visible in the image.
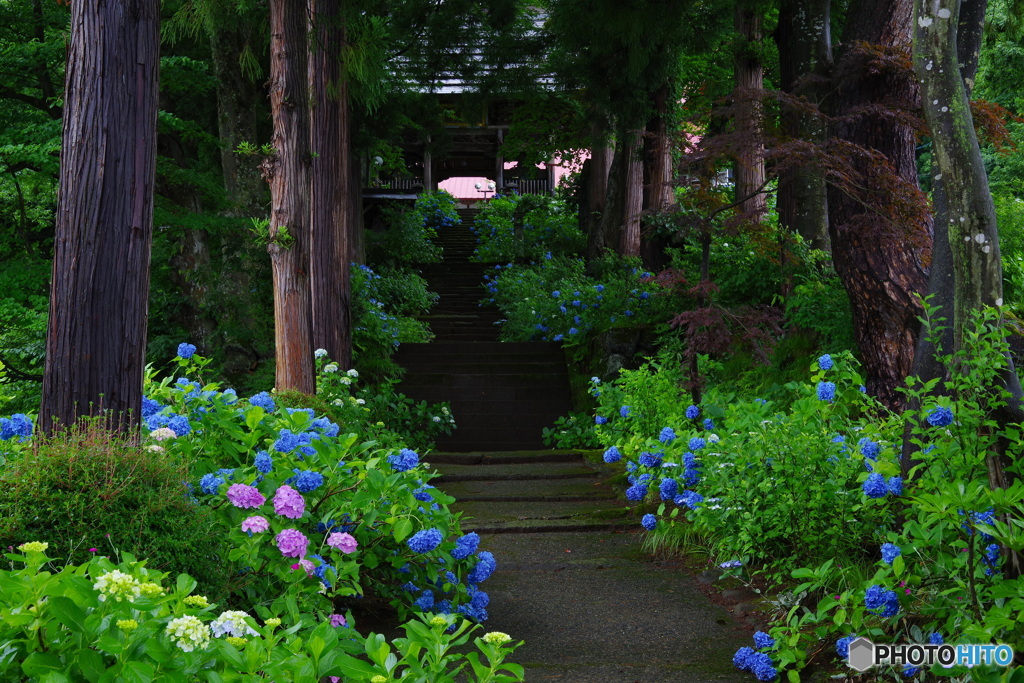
[166,615,211,652]
[209,610,259,639]
[149,427,177,441]
[432,416,441,423]
[93,570,141,603]
[347,369,359,378]
[323,363,338,373]
[314,348,328,358]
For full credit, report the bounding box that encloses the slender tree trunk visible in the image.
[620,128,644,257]
[262,0,314,393]
[644,84,674,213]
[775,0,831,252]
[584,127,614,263]
[733,2,767,221]
[308,0,352,369]
[40,0,160,434]
[826,0,930,411]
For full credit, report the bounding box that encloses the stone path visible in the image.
[430,450,753,681]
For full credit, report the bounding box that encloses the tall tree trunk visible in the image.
[733,2,767,221]
[584,126,614,263]
[644,84,674,213]
[914,0,1022,577]
[620,128,644,257]
[262,0,314,393]
[826,0,930,411]
[775,0,831,252]
[308,0,352,369]
[40,0,160,434]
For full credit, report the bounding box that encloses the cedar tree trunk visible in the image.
[733,3,767,221]
[262,0,315,393]
[39,0,160,434]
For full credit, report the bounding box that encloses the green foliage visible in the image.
[470,194,583,263]
[366,191,456,267]
[541,412,602,449]
[995,192,1024,313]
[0,260,47,413]
[0,548,521,681]
[352,264,437,379]
[0,420,230,597]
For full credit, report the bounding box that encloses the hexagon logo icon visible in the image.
[848,637,875,672]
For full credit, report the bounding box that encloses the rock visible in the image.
[721,587,759,602]
[733,602,758,617]
[697,569,722,585]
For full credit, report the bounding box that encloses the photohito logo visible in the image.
[847,638,1015,672]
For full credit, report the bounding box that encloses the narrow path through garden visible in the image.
[395,209,751,681]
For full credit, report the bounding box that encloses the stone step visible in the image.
[395,341,563,356]
[428,450,585,465]
[454,499,632,526]
[399,361,566,375]
[431,461,597,481]
[439,477,615,502]
[462,518,637,534]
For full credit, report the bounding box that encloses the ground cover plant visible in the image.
[586,308,1024,681]
[0,346,519,681]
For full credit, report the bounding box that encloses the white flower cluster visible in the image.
[166,615,211,652]
[314,348,328,358]
[93,570,141,603]
[210,610,259,638]
[149,427,177,441]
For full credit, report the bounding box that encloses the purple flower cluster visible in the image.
[226,484,265,509]
[327,532,358,553]
[276,528,308,558]
[273,485,305,519]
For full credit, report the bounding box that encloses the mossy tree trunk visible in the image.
[40,0,160,434]
[261,0,315,394]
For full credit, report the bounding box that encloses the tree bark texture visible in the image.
[775,0,831,252]
[826,0,930,411]
[733,3,767,221]
[620,128,644,257]
[263,0,315,394]
[308,0,352,369]
[584,129,614,263]
[643,85,674,213]
[40,0,160,434]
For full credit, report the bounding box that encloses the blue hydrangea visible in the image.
[836,634,856,660]
[467,551,496,583]
[177,343,197,359]
[960,507,996,540]
[625,484,648,501]
[414,590,434,610]
[817,354,834,371]
[141,397,162,418]
[659,427,676,444]
[659,478,678,501]
[902,665,919,678]
[927,405,953,427]
[984,543,1001,575]
[254,450,273,474]
[753,631,776,649]
[734,648,778,680]
[688,437,706,451]
[0,414,33,442]
[310,417,340,437]
[638,451,662,467]
[685,405,700,420]
[675,490,703,509]
[595,415,608,425]
[817,381,837,402]
[858,438,881,460]
[249,391,276,412]
[603,446,622,463]
[641,514,657,531]
[862,473,888,498]
[620,406,631,418]
[388,448,420,472]
[311,556,334,588]
[887,476,903,496]
[413,486,434,502]
[167,414,191,437]
[703,418,715,431]
[881,543,901,565]
[407,528,443,554]
[733,647,756,670]
[551,290,560,297]
[451,532,480,560]
[929,632,944,645]
[199,473,225,495]
[864,584,900,617]
[273,429,301,453]
[287,469,324,493]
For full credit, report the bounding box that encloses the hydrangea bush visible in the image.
[470,193,583,263]
[591,307,1024,680]
[0,544,521,681]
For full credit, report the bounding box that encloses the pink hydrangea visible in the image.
[273,485,305,519]
[241,516,269,534]
[226,484,266,509]
[329,614,347,627]
[276,529,308,558]
[326,532,358,554]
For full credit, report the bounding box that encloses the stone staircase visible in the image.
[395,208,572,451]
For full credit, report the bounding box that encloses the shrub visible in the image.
[366,191,457,267]
[0,420,229,597]
[470,194,583,263]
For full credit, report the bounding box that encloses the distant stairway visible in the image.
[395,208,572,451]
